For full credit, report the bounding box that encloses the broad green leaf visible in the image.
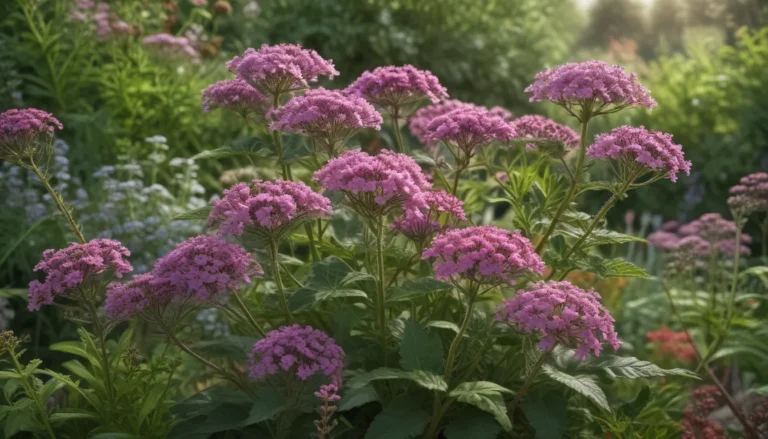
[348,367,447,392]
[590,356,699,380]
[4,379,21,401]
[388,278,453,303]
[400,322,444,373]
[522,390,567,439]
[4,402,43,437]
[449,381,512,398]
[49,341,91,360]
[426,320,461,334]
[556,223,645,247]
[619,386,651,420]
[279,135,312,163]
[444,408,501,439]
[49,410,99,423]
[452,390,512,431]
[289,258,370,310]
[173,205,212,221]
[542,365,609,411]
[39,378,65,401]
[138,383,168,425]
[601,259,652,279]
[244,386,285,425]
[337,384,378,412]
[364,396,431,439]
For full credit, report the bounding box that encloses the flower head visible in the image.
[646,327,696,363]
[408,100,478,146]
[28,239,132,311]
[142,33,199,60]
[0,108,63,164]
[249,324,345,386]
[269,89,382,155]
[425,108,516,162]
[422,226,544,285]
[587,126,691,182]
[509,115,579,151]
[728,172,768,216]
[227,44,339,96]
[151,235,262,301]
[391,190,466,244]
[646,230,681,250]
[209,180,332,239]
[678,213,750,254]
[525,61,656,116]
[105,273,158,320]
[313,149,431,218]
[496,281,620,359]
[201,79,270,118]
[345,65,448,111]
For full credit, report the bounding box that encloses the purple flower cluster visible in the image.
[0,108,63,162]
[408,100,479,145]
[525,61,656,113]
[227,44,339,96]
[648,213,751,258]
[587,126,691,182]
[142,34,199,60]
[249,324,345,386]
[151,235,262,301]
[425,108,516,160]
[105,273,158,320]
[313,149,431,217]
[728,172,768,216]
[496,281,620,360]
[345,65,448,111]
[269,89,383,155]
[28,239,132,311]
[201,79,270,117]
[509,115,579,150]
[422,226,544,285]
[646,230,681,250]
[209,180,332,237]
[391,190,466,243]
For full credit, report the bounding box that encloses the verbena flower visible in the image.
[313,149,431,218]
[27,239,132,311]
[391,190,466,244]
[525,61,656,117]
[408,100,478,146]
[227,44,339,97]
[425,107,516,164]
[587,125,691,182]
[209,180,332,240]
[422,226,544,286]
[249,324,345,386]
[269,89,383,156]
[151,235,262,301]
[201,79,270,118]
[728,172,768,216]
[142,34,199,60]
[0,108,62,164]
[496,281,620,359]
[509,115,579,151]
[646,327,696,363]
[345,65,448,113]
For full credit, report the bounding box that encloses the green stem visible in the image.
[534,117,590,253]
[233,291,267,337]
[268,238,293,323]
[391,107,405,154]
[84,301,115,409]
[8,350,57,439]
[374,216,388,349]
[305,223,321,262]
[508,348,551,415]
[442,289,477,381]
[30,161,86,244]
[271,93,289,179]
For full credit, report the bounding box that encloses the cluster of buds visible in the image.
[313,384,341,438]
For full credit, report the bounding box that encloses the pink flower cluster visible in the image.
[269,89,383,155]
[509,115,579,150]
[345,65,448,109]
[408,100,478,145]
[496,281,620,360]
[314,384,341,438]
[647,214,752,259]
[249,325,345,386]
[209,180,332,237]
[151,235,262,301]
[422,226,544,285]
[28,239,132,311]
[227,44,339,96]
[646,327,696,363]
[313,149,431,217]
[525,61,657,111]
[71,2,132,39]
[142,34,199,60]
[425,107,516,159]
[681,386,727,439]
[728,172,768,215]
[0,108,62,160]
[105,273,159,320]
[587,125,691,182]
[202,79,270,117]
[391,190,466,243]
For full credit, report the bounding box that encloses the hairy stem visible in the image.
[268,238,293,323]
[30,160,87,244]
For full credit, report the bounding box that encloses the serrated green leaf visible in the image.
[400,322,444,373]
[337,384,379,412]
[348,367,447,392]
[542,364,609,411]
[601,259,652,279]
[522,390,567,439]
[449,381,512,397]
[444,408,501,439]
[387,278,453,303]
[243,386,285,425]
[364,395,430,439]
[452,391,512,431]
[289,257,371,310]
[589,356,699,380]
[173,205,212,221]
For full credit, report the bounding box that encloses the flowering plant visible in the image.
[9,48,761,439]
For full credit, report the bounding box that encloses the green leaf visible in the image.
[39,378,65,401]
[289,258,370,310]
[49,410,99,423]
[348,367,447,392]
[619,386,651,420]
[138,383,168,425]
[192,137,273,160]
[91,433,142,439]
[3,379,21,401]
[400,322,444,373]
[364,395,430,439]
[337,384,379,412]
[589,356,699,380]
[387,278,453,303]
[449,381,513,398]
[190,336,259,362]
[0,371,21,380]
[542,364,609,411]
[425,320,461,334]
[444,408,501,439]
[4,404,42,437]
[244,386,285,425]
[49,341,91,360]
[601,259,652,279]
[0,289,26,299]
[522,390,567,439]
[452,390,512,431]
[279,135,312,163]
[173,205,212,221]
